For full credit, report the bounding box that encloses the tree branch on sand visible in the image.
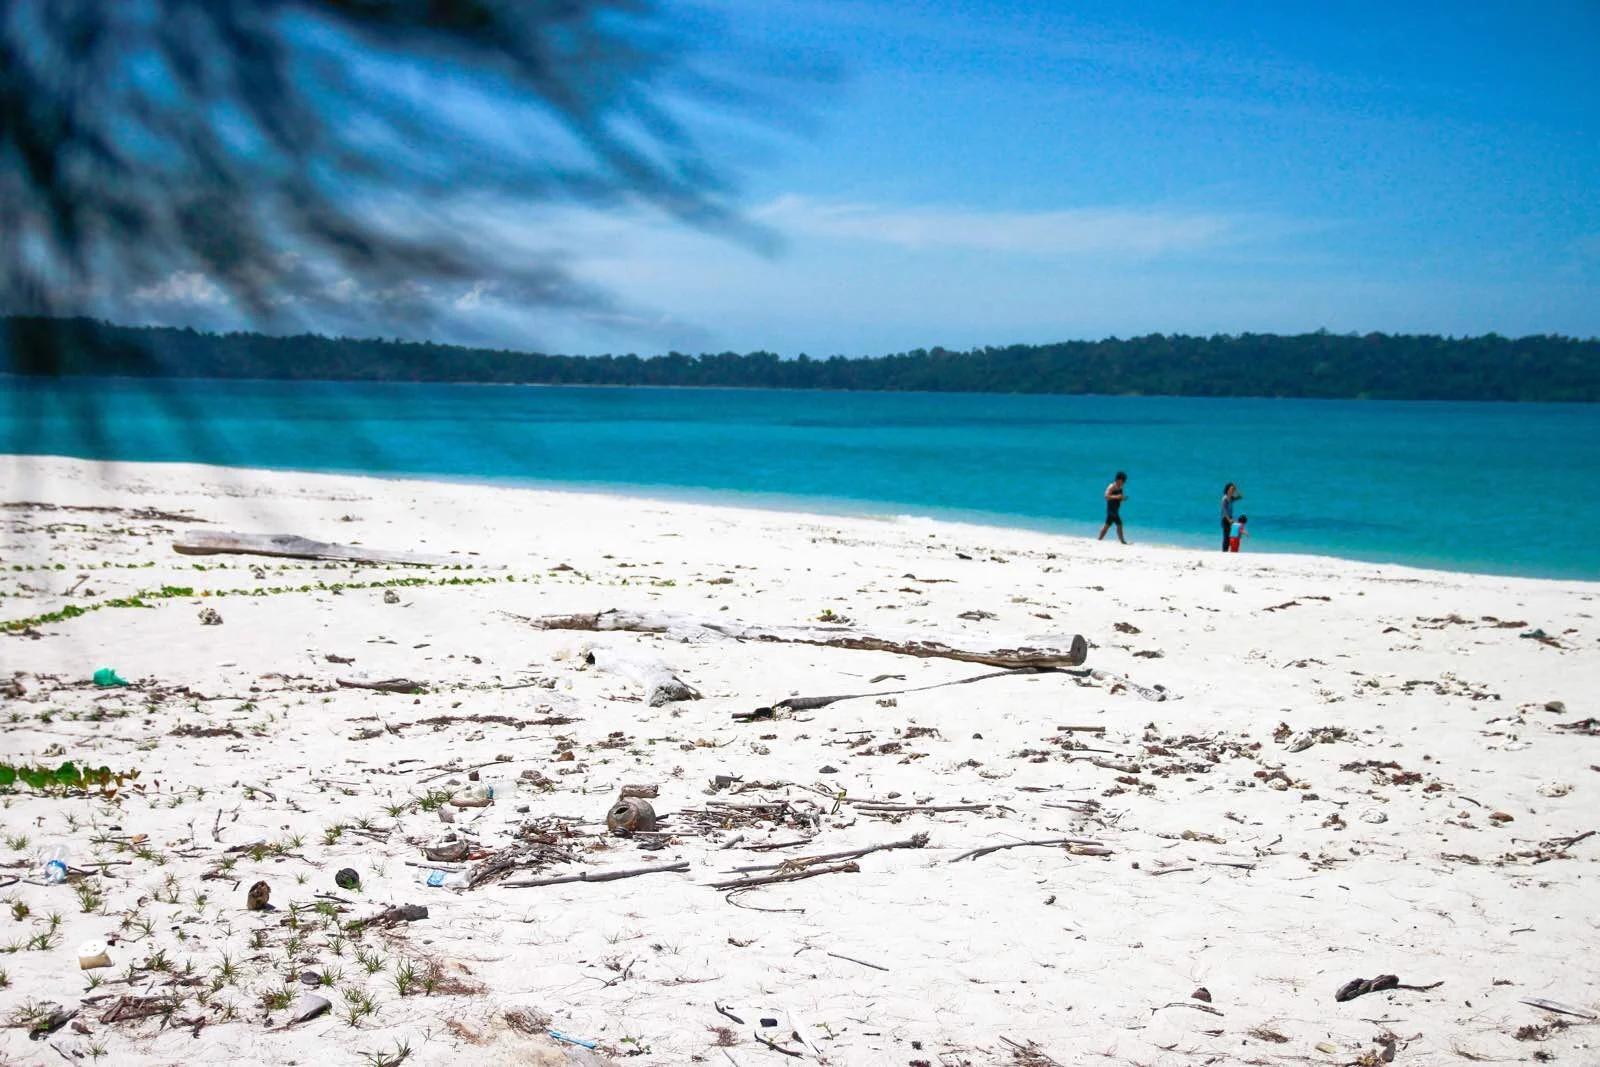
[514,609,1089,669]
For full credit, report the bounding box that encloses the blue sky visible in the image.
[128,0,1600,356]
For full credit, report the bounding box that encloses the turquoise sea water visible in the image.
[3,377,1598,579]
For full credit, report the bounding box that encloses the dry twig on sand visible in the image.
[502,860,690,888]
[727,833,929,873]
[710,860,859,891]
[948,837,1109,863]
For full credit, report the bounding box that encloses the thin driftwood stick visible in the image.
[744,838,818,852]
[773,665,1064,713]
[517,609,1089,669]
[1154,1001,1224,1016]
[417,759,509,784]
[999,1037,1064,1066]
[728,833,929,873]
[710,860,859,891]
[502,860,689,888]
[827,951,889,972]
[948,837,1108,863]
[850,802,990,814]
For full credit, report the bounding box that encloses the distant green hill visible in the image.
[4,315,1598,401]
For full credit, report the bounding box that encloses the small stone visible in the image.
[1489,811,1514,823]
[334,867,360,890]
[1191,987,1211,1002]
[198,606,223,626]
[1544,700,1566,713]
[299,970,321,986]
[288,993,331,1024]
[246,880,270,911]
[1359,809,1388,824]
[818,766,838,774]
[437,808,455,824]
[383,589,400,604]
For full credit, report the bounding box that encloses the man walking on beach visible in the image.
[1098,471,1128,543]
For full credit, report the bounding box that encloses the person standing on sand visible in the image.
[1220,482,1243,551]
[1097,471,1128,543]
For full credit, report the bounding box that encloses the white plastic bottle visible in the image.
[43,845,69,884]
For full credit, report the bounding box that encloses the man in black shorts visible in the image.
[1097,471,1128,543]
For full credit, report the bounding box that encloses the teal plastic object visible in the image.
[92,668,129,687]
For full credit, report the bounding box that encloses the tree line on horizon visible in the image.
[4,315,1598,402]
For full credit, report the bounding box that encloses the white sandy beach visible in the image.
[1,453,1597,1067]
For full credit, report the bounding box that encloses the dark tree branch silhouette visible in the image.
[1,0,797,373]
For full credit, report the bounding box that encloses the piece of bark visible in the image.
[523,609,1088,669]
[349,903,429,930]
[173,531,454,566]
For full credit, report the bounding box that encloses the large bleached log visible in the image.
[582,644,701,706]
[173,531,454,566]
[527,609,1089,669]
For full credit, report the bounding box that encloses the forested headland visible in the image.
[4,316,1598,401]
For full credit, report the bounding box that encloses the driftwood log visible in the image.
[173,531,453,566]
[337,677,425,694]
[581,644,701,705]
[523,609,1089,669]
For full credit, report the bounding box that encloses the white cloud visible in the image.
[454,280,496,310]
[753,195,1243,257]
[130,271,228,307]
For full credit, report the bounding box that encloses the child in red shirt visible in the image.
[1228,515,1249,552]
